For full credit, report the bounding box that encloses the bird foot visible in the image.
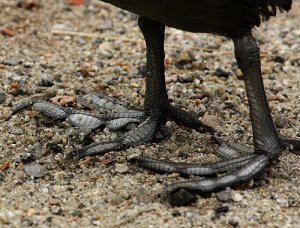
[8,93,145,130]
[9,93,214,159]
[131,134,300,206]
[9,93,300,206]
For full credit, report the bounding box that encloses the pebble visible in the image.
[0,92,5,104]
[98,42,113,58]
[0,172,5,182]
[52,23,69,30]
[276,198,288,206]
[39,74,54,87]
[23,62,33,68]
[24,163,48,178]
[229,218,239,227]
[185,211,195,219]
[214,206,229,217]
[273,56,285,63]
[115,163,129,174]
[179,72,202,83]
[66,128,92,145]
[232,192,243,202]
[175,50,194,68]
[274,114,288,128]
[48,198,60,206]
[214,67,230,78]
[96,19,114,31]
[50,206,63,215]
[3,57,22,66]
[215,189,234,202]
[19,142,44,163]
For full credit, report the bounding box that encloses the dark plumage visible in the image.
[103,0,292,37]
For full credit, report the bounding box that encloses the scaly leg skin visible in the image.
[9,94,146,131]
[68,17,215,158]
[131,35,300,206]
[9,17,214,159]
[9,20,299,206]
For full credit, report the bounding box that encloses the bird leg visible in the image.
[66,17,214,158]
[9,20,299,206]
[9,16,213,159]
[132,35,300,206]
[70,17,214,157]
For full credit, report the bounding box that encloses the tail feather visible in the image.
[255,0,292,21]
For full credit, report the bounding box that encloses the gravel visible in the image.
[0,1,299,227]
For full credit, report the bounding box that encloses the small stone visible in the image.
[180,72,202,83]
[215,189,234,202]
[175,50,194,69]
[27,208,35,216]
[39,74,54,87]
[50,135,65,145]
[96,19,114,31]
[229,218,239,227]
[273,56,285,63]
[214,68,230,78]
[3,57,22,66]
[214,206,229,215]
[180,74,194,83]
[232,192,243,202]
[201,113,218,129]
[0,172,5,182]
[276,198,288,206]
[185,211,194,218]
[50,95,76,106]
[48,198,60,206]
[261,211,273,224]
[52,23,68,30]
[167,189,196,207]
[98,42,113,58]
[1,27,16,37]
[24,163,48,178]
[274,115,288,128]
[50,206,63,215]
[19,143,43,163]
[0,92,5,104]
[262,66,273,74]
[171,210,181,217]
[46,143,63,154]
[72,209,83,217]
[115,163,129,174]
[17,0,40,9]
[66,128,92,145]
[23,62,33,68]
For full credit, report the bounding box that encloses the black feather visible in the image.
[102,0,292,37]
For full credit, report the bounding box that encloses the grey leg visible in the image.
[141,35,299,206]
[10,17,213,159]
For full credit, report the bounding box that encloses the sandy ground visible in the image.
[0,1,299,227]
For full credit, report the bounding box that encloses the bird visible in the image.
[11,0,300,206]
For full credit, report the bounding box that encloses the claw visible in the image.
[6,100,32,120]
[280,135,300,154]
